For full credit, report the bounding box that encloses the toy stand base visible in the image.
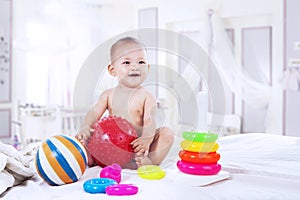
[168,169,230,186]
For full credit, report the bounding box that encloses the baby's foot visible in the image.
[123,160,138,170]
[135,155,154,167]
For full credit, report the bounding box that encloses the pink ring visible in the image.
[100,164,122,183]
[106,184,138,196]
[177,160,221,175]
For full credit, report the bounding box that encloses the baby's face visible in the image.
[111,43,149,88]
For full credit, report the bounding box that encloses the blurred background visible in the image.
[0,0,299,147]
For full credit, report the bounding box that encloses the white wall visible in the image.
[219,0,276,17]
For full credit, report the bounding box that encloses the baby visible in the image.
[76,37,174,168]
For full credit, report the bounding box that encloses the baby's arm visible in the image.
[75,90,109,144]
[131,94,157,156]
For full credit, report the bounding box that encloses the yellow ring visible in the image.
[180,140,219,152]
[137,165,166,180]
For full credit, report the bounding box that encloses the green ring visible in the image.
[182,132,218,142]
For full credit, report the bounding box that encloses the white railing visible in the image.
[60,107,86,136]
[18,105,87,145]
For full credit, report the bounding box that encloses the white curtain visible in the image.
[182,9,274,131]
[182,10,272,106]
[209,12,271,108]
[209,11,279,133]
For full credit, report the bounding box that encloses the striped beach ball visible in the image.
[35,135,88,186]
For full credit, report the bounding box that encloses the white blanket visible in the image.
[1,133,300,200]
[0,141,40,195]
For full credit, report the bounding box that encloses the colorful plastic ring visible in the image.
[180,140,219,152]
[83,178,117,194]
[106,184,138,196]
[182,132,218,142]
[177,160,221,175]
[179,150,220,164]
[100,164,122,183]
[137,165,166,180]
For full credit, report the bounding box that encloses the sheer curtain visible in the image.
[181,10,272,105]
[209,11,279,133]
[182,9,274,131]
[209,12,271,108]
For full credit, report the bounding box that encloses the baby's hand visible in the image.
[75,127,94,147]
[131,136,153,157]
[75,127,95,167]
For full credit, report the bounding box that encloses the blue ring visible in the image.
[83,178,117,194]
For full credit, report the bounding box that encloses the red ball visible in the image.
[88,116,138,167]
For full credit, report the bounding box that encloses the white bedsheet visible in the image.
[1,133,300,200]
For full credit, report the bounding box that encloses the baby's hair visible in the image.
[110,37,146,62]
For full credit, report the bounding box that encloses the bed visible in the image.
[1,133,300,200]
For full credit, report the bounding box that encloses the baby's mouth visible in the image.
[128,73,140,77]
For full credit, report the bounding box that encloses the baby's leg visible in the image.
[136,127,174,167]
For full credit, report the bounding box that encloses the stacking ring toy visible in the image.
[179,150,220,164]
[83,178,117,194]
[137,165,166,180]
[106,184,138,196]
[180,140,219,152]
[100,163,122,183]
[182,132,218,142]
[177,160,221,175]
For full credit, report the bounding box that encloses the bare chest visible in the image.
[107,91,145,126]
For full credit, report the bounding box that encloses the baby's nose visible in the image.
[130,63,139,70]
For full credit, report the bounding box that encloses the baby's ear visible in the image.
[108,64,116,76]
[147,64,150,70]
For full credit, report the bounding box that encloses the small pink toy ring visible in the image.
[177,160,221,175]
[100,163,122,183]
[106,184,138,196]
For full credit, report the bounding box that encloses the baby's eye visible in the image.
[122,61,130,65]
[139,61,146,64]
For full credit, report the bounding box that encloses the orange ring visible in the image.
[179,150,220,164]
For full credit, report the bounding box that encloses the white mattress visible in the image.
[2,133,300,200]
